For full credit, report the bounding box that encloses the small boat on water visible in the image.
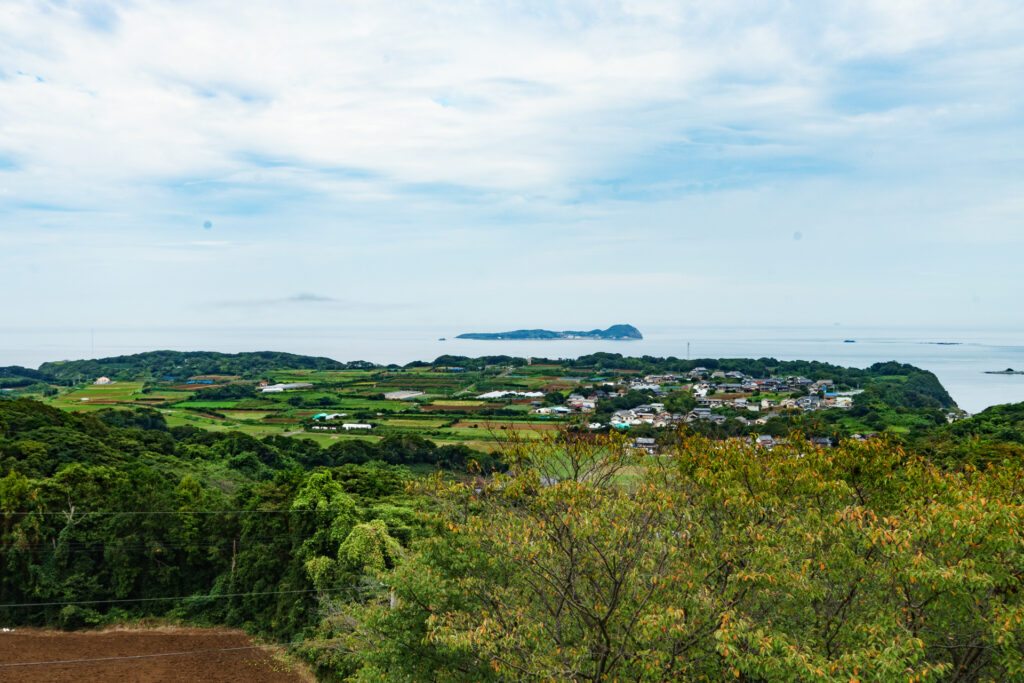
[843,339,855,343]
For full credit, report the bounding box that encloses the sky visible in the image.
[2,0,1024,338]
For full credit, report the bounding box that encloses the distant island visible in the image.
[457,324,643,341]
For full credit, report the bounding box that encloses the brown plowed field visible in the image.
[0,627,312,682]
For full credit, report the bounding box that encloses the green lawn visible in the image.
[174,400,240,409]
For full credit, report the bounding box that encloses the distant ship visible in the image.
[843,339,856,343]
[438,337,446,341]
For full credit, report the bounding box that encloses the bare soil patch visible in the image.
[0,626,312,683]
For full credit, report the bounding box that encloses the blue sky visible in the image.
[2,0,1023,337]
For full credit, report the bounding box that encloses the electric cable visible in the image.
[0,585,382,609]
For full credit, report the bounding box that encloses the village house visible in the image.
[631,437,659,456]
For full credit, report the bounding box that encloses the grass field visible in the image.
[385,418,448,428]
[452,421,560,431]
[331,398,416,411]
[444,427,545,440]
[50,382,146,407]
[174,400,240,409]
[221,410,277,421]
[270,370,377,382]
[434,439,501,453]
[139,391,194,401]
[163,412,260,431]
[298,432,381,446]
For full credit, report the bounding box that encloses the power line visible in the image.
[2,510,336,516]
[2,535,311,551]
[0,586,380,609]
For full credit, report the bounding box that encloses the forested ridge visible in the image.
[35,350,370,382]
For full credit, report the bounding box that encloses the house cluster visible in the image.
[514,366,862,430]
[531,392,596,415]
[610,403,684,429]
[689,370,858,417]
[749,434,835,450]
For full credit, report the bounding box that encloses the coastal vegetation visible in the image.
[3,352,1024,679]
[2,395,1023,680]
[1,351,960,455]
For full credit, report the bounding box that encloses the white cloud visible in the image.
[2,1,1024,333]
[1,0,1020,213]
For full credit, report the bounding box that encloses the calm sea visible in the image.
[2,325,1023,414]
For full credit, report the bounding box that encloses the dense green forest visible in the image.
[912,401,1024,468]
[4,348,1024,680]
[0,398,490,641]
[332,434,1024,681]
[35,351,373,382]
[3,394,1024,680]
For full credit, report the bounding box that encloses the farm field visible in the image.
[174,400,241,409]
[49,382,145,406]
[0,627,311,682]
[452,420,561,431]
[38,359,599,452]
[39,357,644,453]
[21,349,958,469]
[445,427,546,440]
[220,410,277,421]
[384,418,448,428]
[294,431,382,446]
